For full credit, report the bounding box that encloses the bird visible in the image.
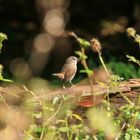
[52,56,79,88]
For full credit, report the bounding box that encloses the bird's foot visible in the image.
[71,84,76,88]
[69,81,76,87]
[62,85,66,89]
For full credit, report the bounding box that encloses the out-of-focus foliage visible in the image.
[0,33,7,52]
[126,27,140,47]
[0,34,12,82]
[126,55,140,66]
[87,107,119,138]
[108,61,140,79]
[1,0,140,139]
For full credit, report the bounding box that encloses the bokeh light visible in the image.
[10,58,32,80]
[43,9,65,36]
[33,33,54,53]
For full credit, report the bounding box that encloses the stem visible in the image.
[81,47,95,105]
[131,111,138,140]
[0,93,11,110]
[69,31,95,105]
[39,126,45,140]
[131,94,140,139]
[137,94,140,107]
[23,85,37,98]
[44,99,63,125]
[98,52,110,77]
[81,48,88,69]
[119,91,134,105]
[24,130,35,140]
[115,123,126,140]
[65,117,71,140]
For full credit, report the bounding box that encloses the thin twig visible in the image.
[115,123,126,140]
[23,85,37,98]
[0,93,11,110]
[44,99,63,125]
[0,87,19,98]
[39,126,45,140]
[98,52,110,77]
[119,90,134,105]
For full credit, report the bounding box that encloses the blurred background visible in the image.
[0,0,140,82]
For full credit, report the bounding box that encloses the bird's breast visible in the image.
[63,63,77,81]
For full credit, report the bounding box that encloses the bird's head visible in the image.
[66,56,79,64]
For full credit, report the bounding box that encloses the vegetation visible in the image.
[0,27,140,140]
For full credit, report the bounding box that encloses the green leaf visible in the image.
[1,78,13,82]
[0,33,7,51]
[61,94,71,101]
[87,108,118,137]
[72,114,84,123]
[0,33,8,41]
[135,34,140,46]
[80,69,93,76]
[75,51,87,60]
[56,119,66,124]
[75,136,79,140]
[137,112,140,120]
[124,132,131,140]
[34,126,44,133]
[126,55,140,66]
[58,127,69,132]
[77,38,90,48]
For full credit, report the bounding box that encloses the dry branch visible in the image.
[39,79,140,100]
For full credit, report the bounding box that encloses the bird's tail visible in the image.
[52,73,64,80]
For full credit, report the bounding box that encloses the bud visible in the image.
[90,38,102,53]
[126,27,136,37]
[0,64,3,77]
[135,34,140,45]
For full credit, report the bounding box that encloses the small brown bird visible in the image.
[52,56,79,88]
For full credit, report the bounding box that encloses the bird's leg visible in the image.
[69,80,76,87]
[62,81,65,89]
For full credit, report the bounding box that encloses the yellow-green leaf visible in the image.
[72,114,84,123]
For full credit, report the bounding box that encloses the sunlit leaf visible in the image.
[80,69,93,76]
[87,108,119,138]
[135,34,140,46]
[125,132,131,140]
[72,114,84,123]
[56,119,66,124]
[34,126,44,133]
[137,112,140,120]
[126,27,136,38]
[126,55,140,66]
[77,38,90,48]
[58,127,69,132]
[0,33,7,51]
[75,51,87,60]
[1,78,13,82]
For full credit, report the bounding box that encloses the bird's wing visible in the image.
[61,63,77,81]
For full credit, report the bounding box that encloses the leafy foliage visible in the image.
[0,33,7,52]
[126,55,140,66]
[108,61,140,79]
[1,28,140,140]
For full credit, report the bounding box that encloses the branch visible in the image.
[38,79,140,100]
